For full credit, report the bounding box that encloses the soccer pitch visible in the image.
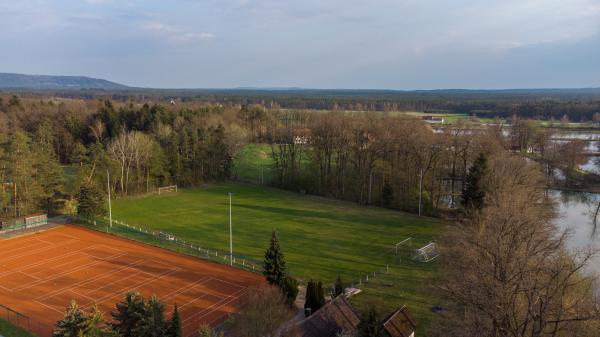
[110,183,442,326]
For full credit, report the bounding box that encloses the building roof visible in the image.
[283,296,361,337]
[382,306,417,337]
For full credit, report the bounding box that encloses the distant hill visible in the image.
[0,72,128,90]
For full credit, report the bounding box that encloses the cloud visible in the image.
[142,22,214,42]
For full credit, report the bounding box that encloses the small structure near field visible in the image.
[158,231,176,241]
[283,296,417,337]
[283,296,360,337]
[383,306,417,337]
[421,115,445,124]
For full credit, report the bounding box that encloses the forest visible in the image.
[0,93,591,219]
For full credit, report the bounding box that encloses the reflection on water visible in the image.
[552,190,600,272]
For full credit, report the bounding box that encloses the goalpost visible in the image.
[158,185,178,195]
[414,242,439,262]
[393,237,413,263]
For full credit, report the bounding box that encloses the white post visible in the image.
[229,192,233,266]
[418,167,423,217]
[107,170,113,228]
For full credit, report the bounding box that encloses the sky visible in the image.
[0,0,599,89]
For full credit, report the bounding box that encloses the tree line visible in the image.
[0,96,241,220]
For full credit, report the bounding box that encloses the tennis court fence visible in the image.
[0,303,53,336]
[77,216,262,274]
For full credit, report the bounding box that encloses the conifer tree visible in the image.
[77,183,107,220]
[133,295,166,337]
[263,231,287,286]
[332,275,345,299]
[53,301,87,337]
[281,276,299,306]
[304,281,316,316]
[316,281,326,309]
[81,306,114,337]
[461,153,487,210]
[166,304,182,337]
[357,306,384,337]
[111,291,146,337]
[198,324,224,337]
[304,280,326,316]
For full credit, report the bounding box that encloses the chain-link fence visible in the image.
[0,303,53,337]
[77,216,262,274]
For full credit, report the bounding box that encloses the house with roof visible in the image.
[282,296,416,337]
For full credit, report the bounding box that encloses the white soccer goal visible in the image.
[414,242,439,262]
[158,185,178,195]
[394,237,413,255]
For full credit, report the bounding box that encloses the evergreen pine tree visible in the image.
[263,231,287,286]
[332,275,345,299]
[381,183,394,208]
[82,306,114,337]
[77,183,107,220]
[133,295,166,337]
[461,153,488,210]
[198,324,224,337]
[53,301,87,337]
[357,306,384,337]
[304,281,316,317]
[304,280,326,316]
[166,304,182,337]
[316,281,326,309]
[111,291,146,337]
[281,276,299,306]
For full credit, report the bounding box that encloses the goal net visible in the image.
[393,237,413,263]
[414,242,439,262]
[158,185,178,195]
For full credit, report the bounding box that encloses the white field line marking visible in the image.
[26,245,122,277]
[0,235,45,249]
[161,276,212,302]
[0,239,78,264]
[19,271,40,281]
[16,251,128,291]
[33,299,65,315]
[77,268,179,311]
[5,247,99,277]
[35,233,80,244]
[36,258,147,300]
[182,287,247,324]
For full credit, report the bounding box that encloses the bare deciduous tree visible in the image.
[435,155,600,337]
[230,286,293,337]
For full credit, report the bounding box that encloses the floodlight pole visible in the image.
[418,167,423,217]
[107,170,113,228]
[229,192,233,266]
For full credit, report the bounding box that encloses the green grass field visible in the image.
[109,183,442,328]
[0,318,35,337]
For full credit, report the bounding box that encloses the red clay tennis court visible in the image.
[0,225,263,337]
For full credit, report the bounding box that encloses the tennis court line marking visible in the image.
[73,268,180,311]
[182,287,247,324]
[33,299,66,315]
[0,239,79,265]
[161,276,211,300]
[35,233,80,245]
[26,245,125,278]
[36,258,149,300]
[5,246,100,277]
[15,251,129,291]
[0,235,47,249]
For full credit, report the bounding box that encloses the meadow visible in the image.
[110,183,443,327]
[0,318,34,337]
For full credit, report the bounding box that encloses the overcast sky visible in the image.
[1,0,599,89]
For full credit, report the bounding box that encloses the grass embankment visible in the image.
[109,183,442,328]
[0,318,35,337]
